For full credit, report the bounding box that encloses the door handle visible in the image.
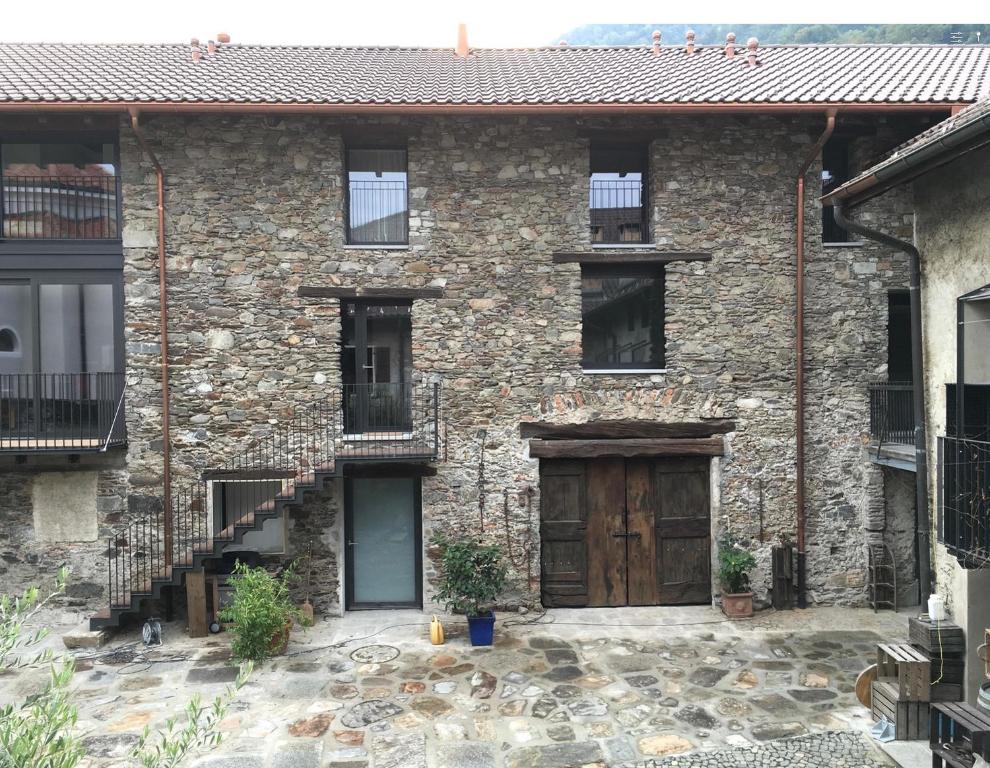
[347,541,358,546]
[612,532,641,539]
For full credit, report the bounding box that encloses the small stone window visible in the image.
[0,327,17,353]
[581,264,665,371]
[590,146,650,245]
[346,147,408,245]
[822,136,851,244]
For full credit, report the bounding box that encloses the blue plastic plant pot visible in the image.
[467,611,496,646]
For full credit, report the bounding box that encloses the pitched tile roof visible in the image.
[1,42,989,107]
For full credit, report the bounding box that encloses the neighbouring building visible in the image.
[826,97,990,705]
[0,31,988,630]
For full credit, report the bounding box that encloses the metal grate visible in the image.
[938,435,990,567]
[1,175,119,239]
[869,381,915,447]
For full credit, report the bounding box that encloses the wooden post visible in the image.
[186,570,208,638]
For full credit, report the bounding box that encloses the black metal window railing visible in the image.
[347,179,408,245]
[0,372,126,451]
[869,381,915,447]
[590,179,646,244]
[1,175,119,239]
[938,435,990,567]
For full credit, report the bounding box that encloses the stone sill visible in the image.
[583,369,667,375]
[342,244,409,251]
[822,241,866,248]
[591,243,656,250]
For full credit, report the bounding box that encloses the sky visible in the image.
[1,0,987,46]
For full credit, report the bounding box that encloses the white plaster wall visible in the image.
[915,144,990,704]
[31,471,98,543]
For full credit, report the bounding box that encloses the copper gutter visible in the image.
[128,109,173,566]
[0,102,966,116]
[795,110,836,609]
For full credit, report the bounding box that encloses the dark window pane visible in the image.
[347,148,408,244]
[39,284,115,372]
[0,283,33,374]
[582,268,664,369]
[590,146,648,244]
[822,137,850,243]
[2,142,118,239]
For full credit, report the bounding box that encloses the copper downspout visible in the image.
[795,110,836,608]
[128,109,173,566]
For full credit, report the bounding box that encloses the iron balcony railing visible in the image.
[347,179,408,245]
[105,381,441,612]
[590,179,646,244]
[0,372,126,452]
[1,175,119,239]
[938,435,990,567]
[869,381,915,448]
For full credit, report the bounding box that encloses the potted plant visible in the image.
[218,560,299,662]
[718,535,757,619]
[434,535,507,646]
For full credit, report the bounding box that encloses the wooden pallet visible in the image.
[872,680,929,740]
[877,643,930,702]
[910,616,965,656]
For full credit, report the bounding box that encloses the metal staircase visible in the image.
[90,382,441,631]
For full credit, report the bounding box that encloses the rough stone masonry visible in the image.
[0,112,912,615]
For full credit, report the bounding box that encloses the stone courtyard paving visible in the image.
[3,606,911,767]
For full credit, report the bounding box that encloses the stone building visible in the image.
[826,97,990,704]
[1,33,988,629]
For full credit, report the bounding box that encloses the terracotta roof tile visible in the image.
[1,42,989,106]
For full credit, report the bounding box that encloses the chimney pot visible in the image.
[651,30,662,56]
[746,37,759,67]
[190,39,202,62]
[207,40,217,55]
[217,32,230,44]
[558,40,568,46]
[725,32,736,58]
[455,23,469,58]
[686,29,696,55]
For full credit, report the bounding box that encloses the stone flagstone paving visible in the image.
[0,607,905,767]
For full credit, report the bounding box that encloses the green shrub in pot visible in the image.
[433,535,507,645]
[218,561,299,662]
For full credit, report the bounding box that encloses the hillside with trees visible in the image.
[556,24,988,46]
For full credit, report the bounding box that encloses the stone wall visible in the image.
[0,111,919,614]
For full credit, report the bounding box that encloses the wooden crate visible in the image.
[877,643,931,702]
[872,680,929,740]
[930,702,990,764]
[931,683,964,703]
[910,616,965,655]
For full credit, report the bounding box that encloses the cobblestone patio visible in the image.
[3,606,909,767]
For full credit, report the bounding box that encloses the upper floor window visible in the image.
[581,265,664,371]
[590,146,650,245]
[1,140,119,240]
[346,148,408,245]
[821,136,850,244]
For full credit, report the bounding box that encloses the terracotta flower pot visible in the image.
[269,619,293,655]
[722,592,754,619]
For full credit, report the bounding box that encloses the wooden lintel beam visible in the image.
[519,420,735,440]
[552,252,711,265]
[297,286,444,299]
[528,437,725,459]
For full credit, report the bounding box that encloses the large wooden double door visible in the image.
[540,457,711,607]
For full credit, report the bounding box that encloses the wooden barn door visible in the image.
[541,456,711,608]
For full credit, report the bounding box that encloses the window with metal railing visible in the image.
[1,141,119,240]
[346,148,408,245]
[590,146,650,245]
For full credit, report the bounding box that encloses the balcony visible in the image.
[868,381,916,470]
[0,373,126,452]
[1,175,119,240]
[337,381,441,461]
[938,436,990,567]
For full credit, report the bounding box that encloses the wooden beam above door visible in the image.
[297,286,444,299]
[528,437,724,459]
[520,420,735,440]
